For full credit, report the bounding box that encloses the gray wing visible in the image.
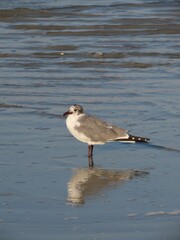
[76,114,129,143]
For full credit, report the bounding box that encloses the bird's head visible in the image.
[63,104,84,117]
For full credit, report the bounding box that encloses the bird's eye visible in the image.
[74,109,77,112]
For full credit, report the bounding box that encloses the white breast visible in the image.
[66,114,91,144]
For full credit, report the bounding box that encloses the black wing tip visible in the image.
[113,136,150,143]
[129,135,150,143]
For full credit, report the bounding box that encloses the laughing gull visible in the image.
[63,104,150,167]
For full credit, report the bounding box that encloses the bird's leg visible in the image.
[88,145,94,158]
[88,156,94,168]
[88,145,94,168]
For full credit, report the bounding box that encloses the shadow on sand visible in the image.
[67,167,148,205]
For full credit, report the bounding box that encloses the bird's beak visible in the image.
[63,111,72,117]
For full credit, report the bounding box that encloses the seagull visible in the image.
[63,104,150,167]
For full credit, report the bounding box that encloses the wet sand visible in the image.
[0,0,180,239]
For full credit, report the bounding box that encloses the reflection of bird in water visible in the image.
[63,104,150,167]
[67,167,148,205]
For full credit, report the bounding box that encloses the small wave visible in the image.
[145,210,180,216]
[0,102,24,108]
[147,143,180,153]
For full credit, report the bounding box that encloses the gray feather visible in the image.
[75,114,129,143]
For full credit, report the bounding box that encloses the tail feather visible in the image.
[114,135,150,143]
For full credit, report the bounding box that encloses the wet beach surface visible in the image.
[0,0,180,239]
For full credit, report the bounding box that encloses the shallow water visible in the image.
[0,0,180,239]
